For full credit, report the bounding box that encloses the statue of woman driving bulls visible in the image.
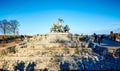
[50,19,70,33]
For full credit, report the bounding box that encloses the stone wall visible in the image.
[89,42,120,58]
[1,33,120,70]
[0,42,27,56]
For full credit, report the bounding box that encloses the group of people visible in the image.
[93,33,104,45]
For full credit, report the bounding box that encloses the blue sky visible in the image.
[0,0,120,35]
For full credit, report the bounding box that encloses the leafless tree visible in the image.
[0,19,9,38]
[9,20,19,36]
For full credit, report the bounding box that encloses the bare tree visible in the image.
[0,19,9,38]
[9,20,19,36]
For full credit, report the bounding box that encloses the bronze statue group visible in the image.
[50,19,70,33]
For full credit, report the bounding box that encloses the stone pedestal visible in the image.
[46,33,72,43]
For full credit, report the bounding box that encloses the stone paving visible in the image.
[94,38,120,48]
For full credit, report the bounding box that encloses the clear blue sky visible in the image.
[0,0,120,35]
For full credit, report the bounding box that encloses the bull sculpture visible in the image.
[50,19,70,33]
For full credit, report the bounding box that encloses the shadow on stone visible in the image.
[26,62,36,71]
[14,61,25,71]
[60,61,70,71]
